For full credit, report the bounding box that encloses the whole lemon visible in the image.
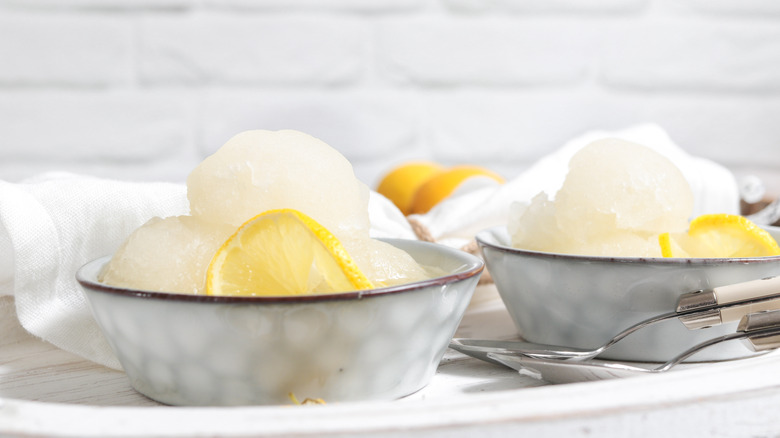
[409,165,504,215]
[377,162,443,215]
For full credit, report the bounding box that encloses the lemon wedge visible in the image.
[206,209,374,296]
[659,214,780,258]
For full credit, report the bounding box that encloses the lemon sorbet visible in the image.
[508,138,780,258]
[100,130,429,296]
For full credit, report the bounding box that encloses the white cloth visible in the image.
[0,173,189,369]
[0,124,740,369]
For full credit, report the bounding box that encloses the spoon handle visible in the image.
[677,276,780,329]
[715,275,780,305]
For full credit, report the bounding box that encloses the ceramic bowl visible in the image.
[476,226,780,362]
[77,239,483,406]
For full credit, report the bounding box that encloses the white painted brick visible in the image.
[0,3,778,194]
[0,0,195,9]
[445,0,646,14]
[600,19,780,91]
[666,0,780,16]
[0,159,198,184]
[426,90,780,175]
[440,0,493,13]
[640,96,780,169]
[378,17,599,86]
[0,13,133,86]
[0,91,194,163]
[424,90,637,167]
[139,13,368,85]
[196,90,423,185]
[204,0,421,12]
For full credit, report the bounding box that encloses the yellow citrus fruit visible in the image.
[409,165,505,215]
[206,209,374,296]
[376,161,443,215]
[659,214,780,258]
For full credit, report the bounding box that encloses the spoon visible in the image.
[487,309,780,384]
[451,276,780,364]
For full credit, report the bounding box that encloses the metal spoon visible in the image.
[451,276,780,364]
[487,309,780,384]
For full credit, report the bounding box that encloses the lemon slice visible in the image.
[206,209,374,296]
[659,214,780,258]
[658,232,690,258]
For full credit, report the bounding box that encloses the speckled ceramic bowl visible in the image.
[77,239,483,406]
[477,226,780,363]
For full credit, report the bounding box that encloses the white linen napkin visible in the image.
[0,173,189,369]
[0,124,740,370]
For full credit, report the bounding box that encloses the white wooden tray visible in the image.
[3,290,780,437]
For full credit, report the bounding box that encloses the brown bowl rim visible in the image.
[476,225,780,265]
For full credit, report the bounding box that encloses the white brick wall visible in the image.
[0,0,779,194]
[139,14,368,85]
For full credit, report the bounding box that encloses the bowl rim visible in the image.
[476,225,780,265]
[77,238,484,303]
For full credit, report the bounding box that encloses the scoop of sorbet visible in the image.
[101,130,428,294]
[509,138,694,257]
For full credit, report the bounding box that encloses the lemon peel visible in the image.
[288,392,326,405]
